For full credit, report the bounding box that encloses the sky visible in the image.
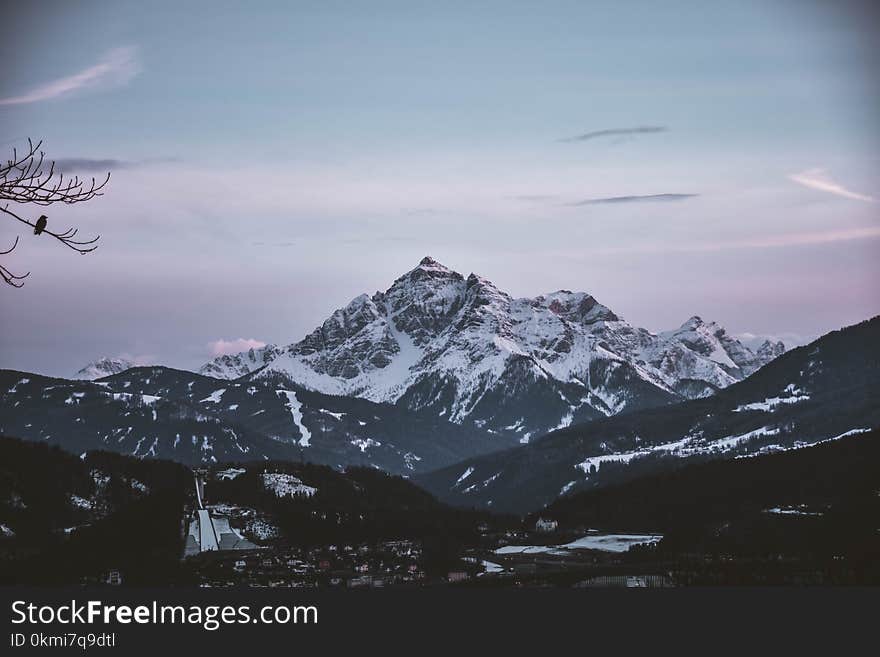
[1,0,878,376]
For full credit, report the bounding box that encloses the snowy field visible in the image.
[561,533,663,552]
[495,532,663,556]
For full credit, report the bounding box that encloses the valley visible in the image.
[1,262,877,587]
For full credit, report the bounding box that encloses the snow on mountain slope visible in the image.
[0,366,507,473]
[199,345,282,379]
[414,315,880,513]
[756,339,786,363]
[202,257,785,441]
[74,357,136,380]
[658,316,781,378]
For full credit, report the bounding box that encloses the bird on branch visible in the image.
[1,138,110,287]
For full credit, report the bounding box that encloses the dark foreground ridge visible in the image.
[2,431,877,587]
[417,316,880,512]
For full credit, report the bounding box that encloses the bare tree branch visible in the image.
[0,205,101,253]
[0,235,20,255]
[0,236,29,287]
[1,139,110,205]
[0,262,29,287]
[0,138,109,287]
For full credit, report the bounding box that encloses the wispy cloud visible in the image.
[788,168,875,202]
[401,208,440,216]
[207,338,267,358]
[589,226,880,255]
[0,47,140,106]
[568,193,699,205]
[53,158,131,172]
[509,194,559,202]
[559,125,667,143]
[52,156,178,172]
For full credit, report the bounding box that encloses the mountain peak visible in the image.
[413,256,454,273]
[198,261,790,439]
[199,344,282,378]
[678,315,727,336]
[465,272,507,296]
[345,293,373,311]
[542,291,619,324]
[757,339,786,361]
[74,356,136,380]
[661,316,778,375]
[392,256,461,287]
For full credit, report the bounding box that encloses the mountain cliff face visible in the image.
[757,339,786,363]
[199,345,282,379]
[74,357,136,380]
[200,257,784,442]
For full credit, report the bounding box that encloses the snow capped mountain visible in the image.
[74,357,136,380]
[756,339,786,363]
[659,316,776,376]
[199,344,282,379]
[415,316,880,513]
[202,257,785,441]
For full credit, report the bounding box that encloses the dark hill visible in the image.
[417,317,880,513]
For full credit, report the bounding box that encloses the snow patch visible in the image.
[734,394,810,412]
[765,506,823,517]
[350,438,381,453]
[454,466,475,486]
[68,494,93,510]
[217,467,246,480]
[261,473,317,498]
[496,533,662,556]
[246,518,279,541]
[199,389,226,404]
[277,390,312,447]
[576,427,781,475]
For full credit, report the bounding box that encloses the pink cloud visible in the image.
[788,168,875,203]
[119,353,157,366]
[207,338,266,358]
